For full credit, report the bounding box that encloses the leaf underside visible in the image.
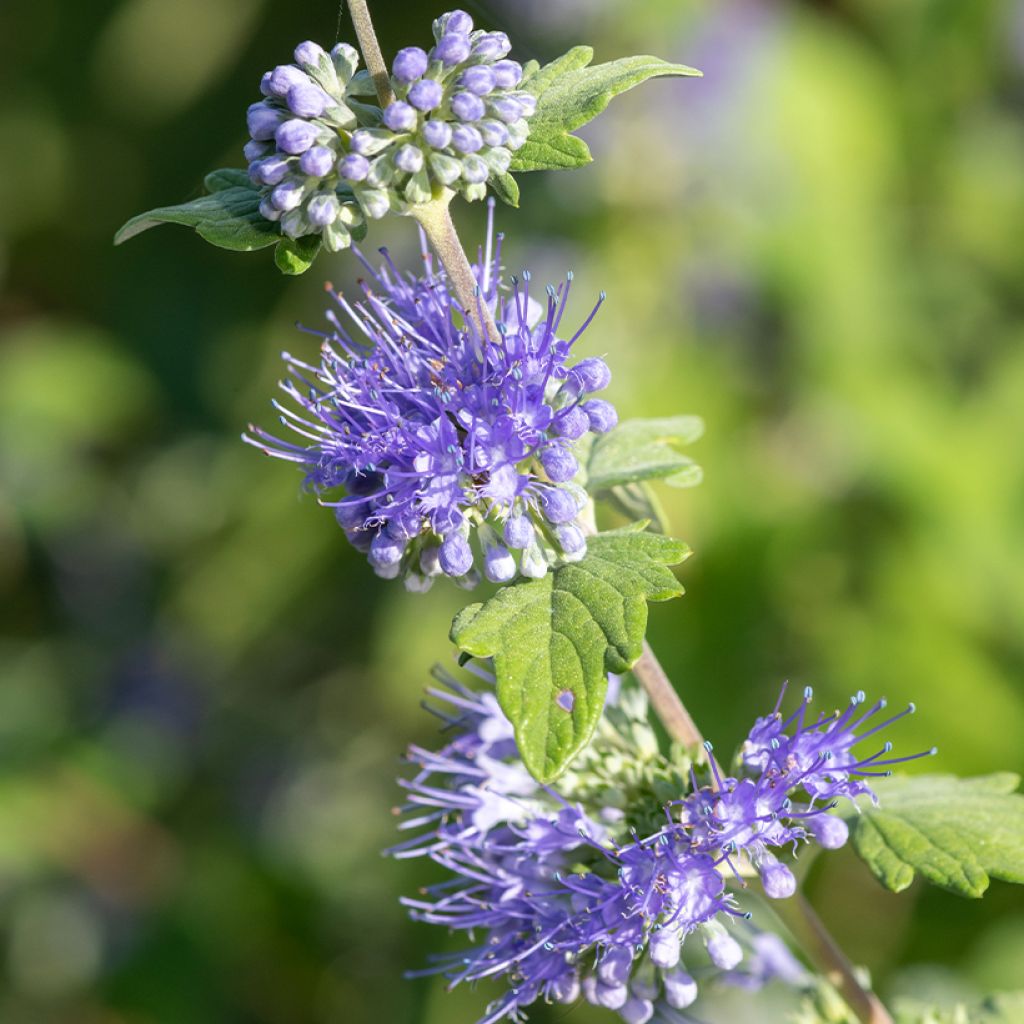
[450,526,689,783]
[513,47,702,173]
[850,773,1024,898]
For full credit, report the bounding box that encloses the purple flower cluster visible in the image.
[244,11,536,247]
[352,8,534,206]
[392,672,933,1023]
[245,41,367,250]
[244,206,616,588]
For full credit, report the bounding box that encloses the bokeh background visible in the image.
[2,0,1024,1021]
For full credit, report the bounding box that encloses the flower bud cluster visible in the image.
[243,11,535,249]
[390,669,933,1024]
[354,9,533,207]
[245,41,367,251]
[245,208,616,590]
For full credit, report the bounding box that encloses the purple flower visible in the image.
[245,207,612,585]
[451,124,483,154]
[339,153,370,181]
[390,673,933,1022]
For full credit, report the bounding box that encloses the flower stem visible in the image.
[412,196,502,345]
[772,893,894,1024]
[632,640,704,748]
[346,0,395,107]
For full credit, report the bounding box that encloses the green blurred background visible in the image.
[2,0,1023,1020]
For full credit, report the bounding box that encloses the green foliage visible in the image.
[274,235,323,276]
[586,414,705,491]
[450,526,688,782]
[894,993,1024,1024]
[114,173,279,252]
[512,47,701,173]
[849,773,1024,897]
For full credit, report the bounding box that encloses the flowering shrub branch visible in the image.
[112,4,1024,1024]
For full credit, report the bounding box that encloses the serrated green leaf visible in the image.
[204,168,252,193]
[490,172,520,208]
[849,773,1024,898]
[450,528,689,783]
[513,51,701,173]
[114,184,279,251]
[587,415,705,492]
[274,235,322,275]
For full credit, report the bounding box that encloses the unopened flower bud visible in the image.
[451,124,483,154]
[382,101,417,132]
[299,145,335,177]
[408,78,443,111]
[539,488,577,525]
[551,406,590,440]
[339,153,370,181]
[276,119,319,154]
[491,59,523,89]
[393,46,428,83]
[433,33,471,66]
[584,399,618,433]
[460,66,496,95]
[461,154,489,183]
[287,82,328,118]
[663,969,698,1010]
[703,925,743,970]
[268,64,309,98]
[307,193,341,227]
[473,31,511,60]
[422,120,453,149]
[479,119,509,148]
[808,813,849,850]
[439,532,473,577]
[247,102,285,140]
[620,997,654,1024]
[271,179,305,211]
[451,91,486,122]
[395,144,424,174]
[540,446,578,483]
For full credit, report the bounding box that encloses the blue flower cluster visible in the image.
[244,206,616,589]
[391,671,933,1023]
[243,10,535,249]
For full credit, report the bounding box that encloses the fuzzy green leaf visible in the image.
[587,415,705,492]
[850,773,1024,898]
[203,168,252,193]
[490,172,520,208]
[114,180,279,252]
[274,235,322,275]
[450,527,689,783]
[513,49,701,173]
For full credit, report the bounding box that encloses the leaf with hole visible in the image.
[450,526,689,783]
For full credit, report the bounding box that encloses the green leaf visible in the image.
[274,235,322,275]
[849,773,1024,898]
[490,172,520,208]
[203,168,252,193]
[450,527,689,783]
[114,183,279,251]
[513,49,702,173]
[586,415,705,492]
